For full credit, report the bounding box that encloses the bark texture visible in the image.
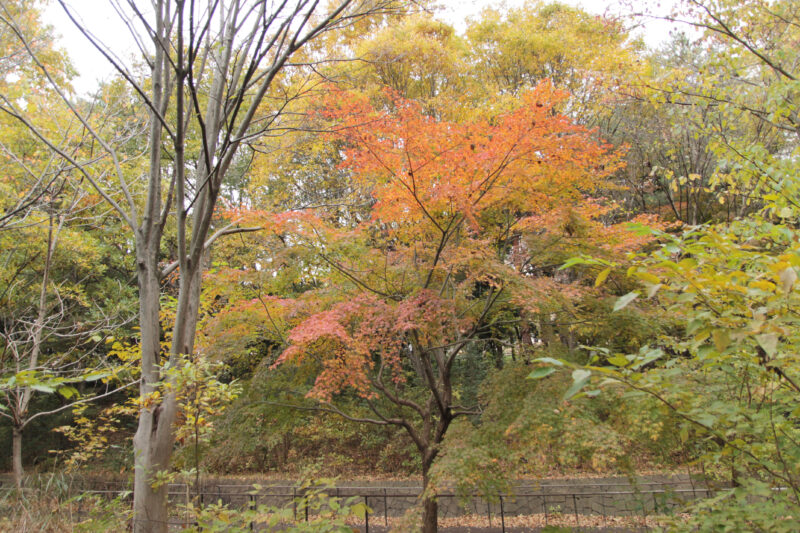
[12,426,22,489]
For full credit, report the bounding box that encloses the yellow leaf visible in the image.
[634,271,660,284]
[713,330,730,352]
[749,280,776,292]
[595,267,611,287]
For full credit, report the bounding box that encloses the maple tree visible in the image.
[264,82,634,532]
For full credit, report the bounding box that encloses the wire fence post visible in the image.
[293,487,297,522]
[185,483,190,528]
[384,488,388,526]
[499,495,506,533]
[573,494,579,528]
[249,494,255,531]
[364,496,369,533]
[487,498,491,527]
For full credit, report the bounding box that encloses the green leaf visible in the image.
[573,369,591,382]
[607,354,629,367]
[83,371,110,382]
[613,291,639,311]
[694,412,716,428]
[697,344,715,360]
[528,367,556,380]
[631,347,664,369]
[31,384,55,394]
[756,333,778,357]
[563,369,591,401]
[349,502,368,519]
[686,318,705,335]
[625,222,661,236]
[712,330,731,352]
[58,386,79,399]
[559,256,588,270]
[533,357,564,367]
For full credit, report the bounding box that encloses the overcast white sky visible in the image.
[43,0,680,95]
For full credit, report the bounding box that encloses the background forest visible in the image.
[1,0,799,531]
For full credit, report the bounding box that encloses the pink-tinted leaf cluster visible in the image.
[277,291,465,401]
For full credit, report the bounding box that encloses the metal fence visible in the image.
[55,477,716,532]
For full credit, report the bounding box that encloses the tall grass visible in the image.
[0,473,129,532]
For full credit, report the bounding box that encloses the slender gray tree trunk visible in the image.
[131,246,204,533]
[12,425,23,489]
[132,246,178,533]
[9,212,59,490]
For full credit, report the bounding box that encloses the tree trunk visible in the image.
[132,387,178,533]
[421,464,438,533]
[10,212,59,492]
[422,495,438,533]
[132,255,177,533]
[131,440,170,533]
[131,249,204,532]
[12,425,23,489]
